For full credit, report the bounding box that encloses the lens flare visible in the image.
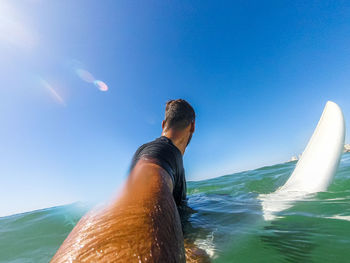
[94,80,108,92]
[76,68,95,83]
[70,60,109,92]
[39,78,65,106]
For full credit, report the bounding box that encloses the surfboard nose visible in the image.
[325,101,345,121]
[285,100,345,192]
[259,101,346,220]
[324,101,345,139]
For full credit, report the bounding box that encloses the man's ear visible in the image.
[190,121,195,133]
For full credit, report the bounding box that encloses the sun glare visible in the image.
[0,1,37,50]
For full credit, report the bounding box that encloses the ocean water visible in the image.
[1,153,350,263]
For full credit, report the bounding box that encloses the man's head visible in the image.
[162,99,195,147]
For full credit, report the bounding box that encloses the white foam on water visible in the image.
[194,232,217,259]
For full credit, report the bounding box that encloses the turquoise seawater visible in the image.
[1,153,350,262]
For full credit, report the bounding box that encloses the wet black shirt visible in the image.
[130,136,187,207]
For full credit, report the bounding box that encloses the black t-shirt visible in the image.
[129,136,187,207]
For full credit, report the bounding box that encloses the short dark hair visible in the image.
[164,99,195,130]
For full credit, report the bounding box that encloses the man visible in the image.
[130,99,195,209]
[51,99,198,263]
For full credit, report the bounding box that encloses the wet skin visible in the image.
[51,160,186,262]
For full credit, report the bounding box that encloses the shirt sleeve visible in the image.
[129,144,147,172]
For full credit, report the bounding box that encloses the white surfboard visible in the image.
[259,101,345,220]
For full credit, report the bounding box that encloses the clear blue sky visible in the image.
[1,0,349,216]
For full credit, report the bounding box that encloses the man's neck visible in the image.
[161,130,188,155]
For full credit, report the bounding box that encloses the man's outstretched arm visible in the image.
[51,159,185,263]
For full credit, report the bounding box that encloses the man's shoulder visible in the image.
[137,137,162,150]
[138,136,175,150]
[134,136,183,166]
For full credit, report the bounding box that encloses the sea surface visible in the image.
[1,153,350,263]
